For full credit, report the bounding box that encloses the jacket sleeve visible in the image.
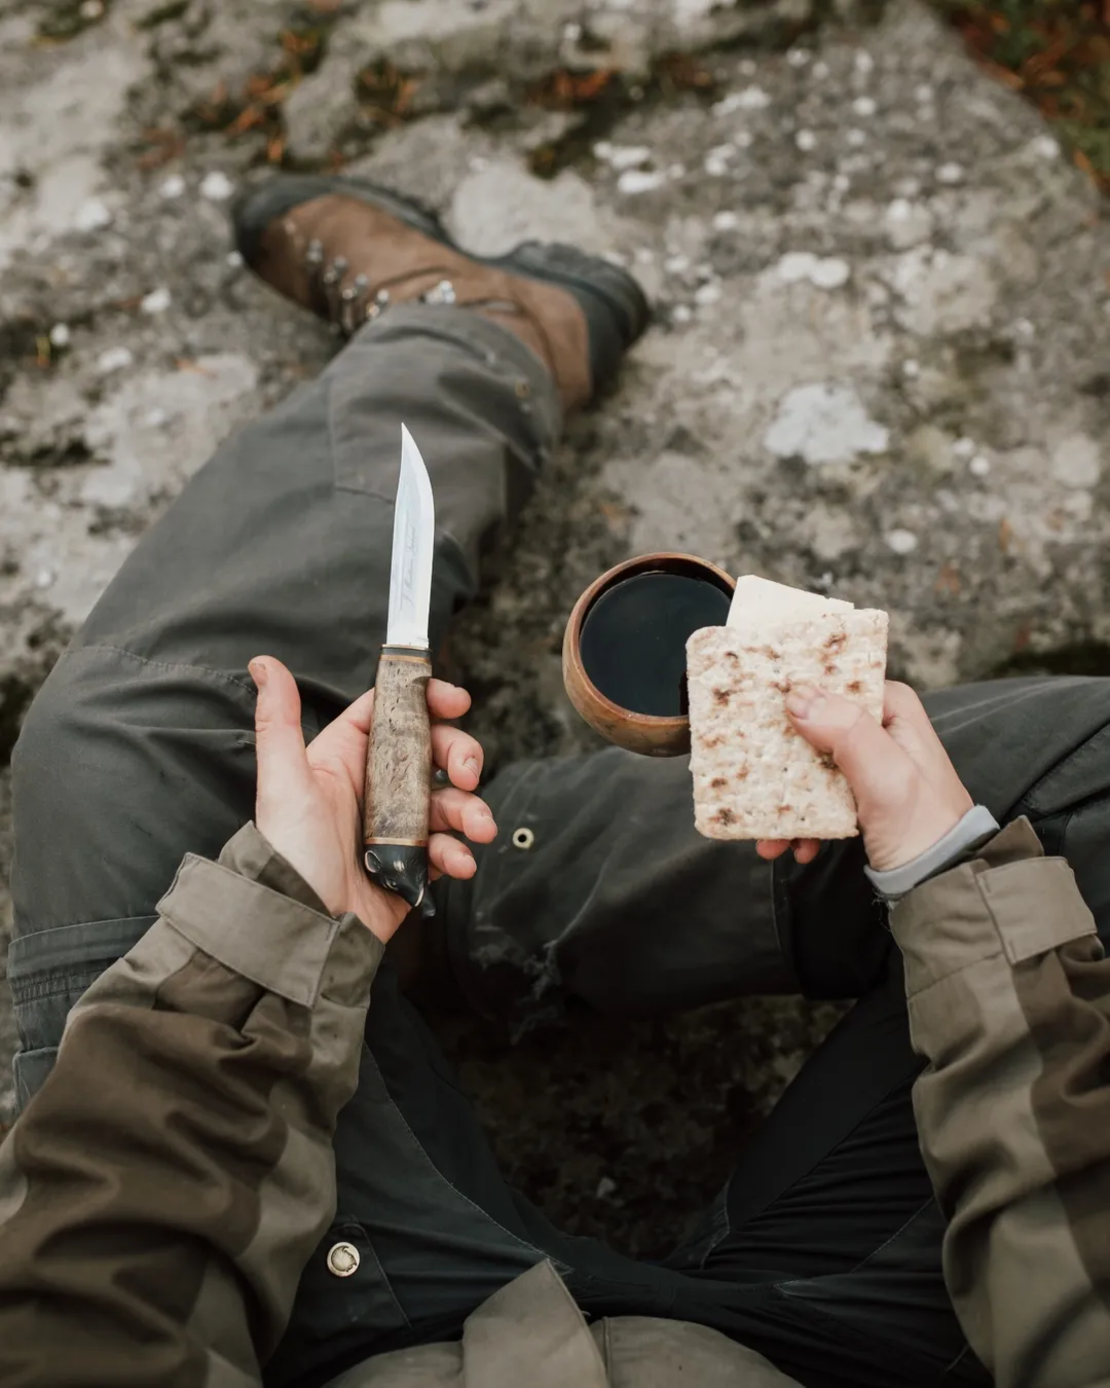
[0,823,383,1388]
[891,817,1110,1388]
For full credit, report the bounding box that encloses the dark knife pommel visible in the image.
[364,645,433,909]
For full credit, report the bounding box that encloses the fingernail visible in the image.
[478,804,494,822]
[249,658,267,689]
[464,756,481,779]
[786,685,819,719]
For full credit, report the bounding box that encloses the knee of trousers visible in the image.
[8,645,257,1092]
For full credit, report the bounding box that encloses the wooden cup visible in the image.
[562,552,736,757]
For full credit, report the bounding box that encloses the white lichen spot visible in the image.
[140,287,172,314]
[883,198,932,248]
[602,250,628,267]
[776,252,849,289]
[734,86,771,110]
[200,170,235,202]
[733,129,753,150]
[777,251,819,283]
[852,95,877,117]
[812,60,830,80]
[694,281,722,306]
[617,169,666,195]
[74,198,112,232]
[914,84,934,103]
[902,359,919,379]
[787,47,810,67]
[1014,317,1035,338]
[35,567,57,589]
[832,173,851,193]
[49,323,70,348]
[795,129,817,152]
[936,162,964,185]
[595,143,651,170]
[704,144,734,176]
[712,210,740,232]
[854,50,875,75]
[1052,434,1102,490]
[846,128,867,148]
[146,407,169,428]
[97,346,134,373]
[764,383,890,465]
[634,247,655,264]
[159,174,186,200]
[809,257,850,289]
[952,437,976,459]
[1030,135,1060,160]
[227,250,243,268]
[672,304,692,324]
[664,254,690,274]
[970,455,991,477]
[885,529,918,555]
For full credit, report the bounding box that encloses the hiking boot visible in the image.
[231,174,650,412]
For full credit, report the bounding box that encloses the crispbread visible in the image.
[687,609,888,840]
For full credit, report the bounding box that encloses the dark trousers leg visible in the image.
[443,674,1110,1387]
[7,308,667,1383]
[449,674,1110,1026]
[8,304,558,1089]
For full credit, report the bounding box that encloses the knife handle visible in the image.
[363,645,433,910]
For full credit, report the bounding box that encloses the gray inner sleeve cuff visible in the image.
[864,805,1001,901]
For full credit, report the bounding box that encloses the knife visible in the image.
[363,424,436,911]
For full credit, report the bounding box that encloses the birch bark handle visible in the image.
[363,646,432,909]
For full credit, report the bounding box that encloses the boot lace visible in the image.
[305,239,457,337]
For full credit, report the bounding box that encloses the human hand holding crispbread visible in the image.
[686,576,973,872]
[757,681,974,871]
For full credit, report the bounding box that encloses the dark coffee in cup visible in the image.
[579,570,731,717]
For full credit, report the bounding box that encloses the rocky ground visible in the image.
[2,0,1109,1257]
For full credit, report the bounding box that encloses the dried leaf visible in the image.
[980,58,1024,90]
[226,104,264,135]
[1075,147,1096,177]
[934,561,962,596]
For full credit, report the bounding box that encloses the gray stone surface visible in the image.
[2,0,1109,1251]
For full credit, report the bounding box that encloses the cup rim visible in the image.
[565,552,736,728]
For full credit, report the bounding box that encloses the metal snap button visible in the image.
[512,826,535,850]
[327,1242,360,1278]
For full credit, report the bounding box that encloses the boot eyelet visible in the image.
[512,827,535,851]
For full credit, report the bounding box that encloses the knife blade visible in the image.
[363,424,436,910]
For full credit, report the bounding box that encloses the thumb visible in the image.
[250,657,310,812]
[785,685,912,803]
